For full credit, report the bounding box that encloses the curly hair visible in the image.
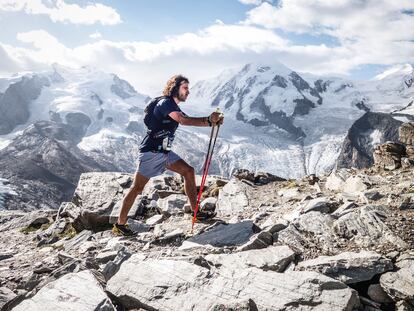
[162,74,189,97]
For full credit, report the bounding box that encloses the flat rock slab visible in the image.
[296,251,393,284]
[205,245,295,272]
[14,270,115,311]
[187,221,256,247]
[106,255,210,310]
[107,254,359,311]
[178,269,360,311]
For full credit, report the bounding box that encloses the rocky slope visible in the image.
[0,121,117,211]
[1,125,414,309]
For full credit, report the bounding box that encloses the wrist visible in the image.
[207,116,212,126]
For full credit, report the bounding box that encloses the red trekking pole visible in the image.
[191,109,223,231]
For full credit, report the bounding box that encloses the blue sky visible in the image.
[0,0,413,93]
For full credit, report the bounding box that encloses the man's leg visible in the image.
[117,172,149,225]
[166,159,197,211]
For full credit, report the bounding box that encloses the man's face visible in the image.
[177,82,189,102]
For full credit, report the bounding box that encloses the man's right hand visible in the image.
[209,112,224,125]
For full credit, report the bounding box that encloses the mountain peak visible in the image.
[374,64,414,81]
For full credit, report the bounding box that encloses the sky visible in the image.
[0,0,413,95]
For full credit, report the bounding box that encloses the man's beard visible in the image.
[178,93,188,102]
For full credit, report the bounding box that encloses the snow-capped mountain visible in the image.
[186,61,414,177]
[0,62,413,210]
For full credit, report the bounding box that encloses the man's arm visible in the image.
[169,111,210,126]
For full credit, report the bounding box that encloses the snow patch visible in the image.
[0,178,17,210]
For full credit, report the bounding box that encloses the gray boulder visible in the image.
[106,255,210,309]
[368,284,393,304]
[380,264,414,303]
[205,245,295,272]
[300,197,330,214]
[157,194,188,216]
[14,270,115,310]
[216,178,252,216]
[296,251,393,284]
[68,172,136,230]
[0,286,17,309]
[106,255,359,311]
[187,221,257,247]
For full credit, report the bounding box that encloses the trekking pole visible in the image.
[191,109,222,231]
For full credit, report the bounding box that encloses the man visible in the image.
[113,74,224,236]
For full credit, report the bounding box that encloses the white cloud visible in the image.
[238,0,264,5]
[1,0,414,95]
[89,32,102,39]
[243,0,414,73]
[0,0,121,25]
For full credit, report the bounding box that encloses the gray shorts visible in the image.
[135,151,182,178]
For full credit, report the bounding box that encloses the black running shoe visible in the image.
[193,210,216,221]
[112,223,136,236]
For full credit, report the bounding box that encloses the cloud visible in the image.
[238,0,264,5]
[244,0,414,42]
[1,0,414,95]
[243,0,414,72]
[0,0,121,25]
[89,32,102,39]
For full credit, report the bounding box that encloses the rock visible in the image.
[178,241,217,252]
[108,198,143,224]
[325,170,349,191]
[0,286,17,309]
[296,251,393,284]
[216,178,252,216]
[331,201,357,218]
[208,299,258,311]
[343,175,369,194]
[78,241,99,254]
[400,197,414,210]
[278,212,337,254]
[277,187,300,199]
[396,300,414,311]
[205,245,295,272]
[373,142,405,170]
[396,250,414,269]
[399,122,414,145]
[96,251,118,264]
[261,217,289,235]
[334,205,408,249]
[254,172,286,185]
[157,194,188,216]
[200,197,217,212]
[106,255,359,311]
[233,169,285,185]
[13,270,115,310]
[300,197,330,214]
[363,190,382,201]
[233,169,256,183]
[380,264,414,302]
[142,174,181,200]
[64,230,93,252]
[69,172,137,230]
[406,145,414,159]
[368,284,393,304]
[236,231,273,251]
[106,255,210,309]
[126,219,150,233]
[187,221,257,247]
[102,248,132,281]
[145,214,164,226]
